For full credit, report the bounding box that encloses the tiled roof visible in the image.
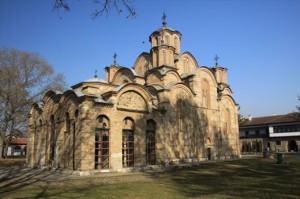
[9,137,27,145]
[240,113,300,127]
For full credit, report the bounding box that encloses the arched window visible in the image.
[163,50,167,65]
[146,120,156,165]
[37,119,43,163]
[39,119,42,128]
[176,99,185,131]
[50,115,55,164]
[165,35,170,45]
[72,121,76,170]
[183,57,189,74]
[152,52,157,67]
[95,115,110,169]
[174,36,179,51]
[63,113,70,168]
[202,80,210,108]
[122,117,134,167]
[224,108,231,134]
[32,121,37,164]
[75,109,79,118]
[65,113,70,133]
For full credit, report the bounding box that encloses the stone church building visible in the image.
[27,18,240,172]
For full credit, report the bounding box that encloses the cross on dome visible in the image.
[162,12,167,27]
[214,54,220,66]
[113,52,117,65]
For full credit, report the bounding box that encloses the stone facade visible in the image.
[27,19,240,172]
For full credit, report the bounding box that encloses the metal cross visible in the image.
[162,12,167,27]
[214,54,219,66]
[94,69,98,78]
[113,52,117,65]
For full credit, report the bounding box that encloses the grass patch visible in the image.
[1,154,300,199]
[0,158,25,167]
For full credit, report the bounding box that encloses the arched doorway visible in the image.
[146,120,156,165]
[206,137,212,160]
[288,140,298,152]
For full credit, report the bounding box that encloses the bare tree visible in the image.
[0,48,66,158]
[53,0,136,19]
[238,114,248,125]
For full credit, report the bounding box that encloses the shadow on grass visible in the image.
[1,155,300,199]
[0,166,74,199]
[0,166,153,199]
[146,155,300,198]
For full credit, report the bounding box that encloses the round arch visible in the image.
[96,115,110,129]
[111,68,136,85]
[43,90,60,104]
[116,83,156,105]
[197,67,218,88]
[164,70,181,83]
[222,94,238,108]
[177,51,199,77]
[146,71,163,85]
[181,51,200,67]
[132,52,150,77]
[168,82,195,97]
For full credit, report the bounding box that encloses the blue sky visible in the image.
[0,0,299,117]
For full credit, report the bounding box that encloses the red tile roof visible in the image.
[240,113,300,127]
[9,137,27,145]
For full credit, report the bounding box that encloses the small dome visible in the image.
[83,77,107,83]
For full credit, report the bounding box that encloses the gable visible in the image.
[111,68,135,85]
[146,71,162,85]
[164,71,181,87]
[177,52,198,77]
[133,53,150,77]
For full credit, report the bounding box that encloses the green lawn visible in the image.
[1,154,300,199]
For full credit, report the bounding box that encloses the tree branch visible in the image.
[52,0,136,19]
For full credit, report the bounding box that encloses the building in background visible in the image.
[2,131,27,157]
[27,16,240,173]
[240,113,300,154]
[6,136,27,157]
